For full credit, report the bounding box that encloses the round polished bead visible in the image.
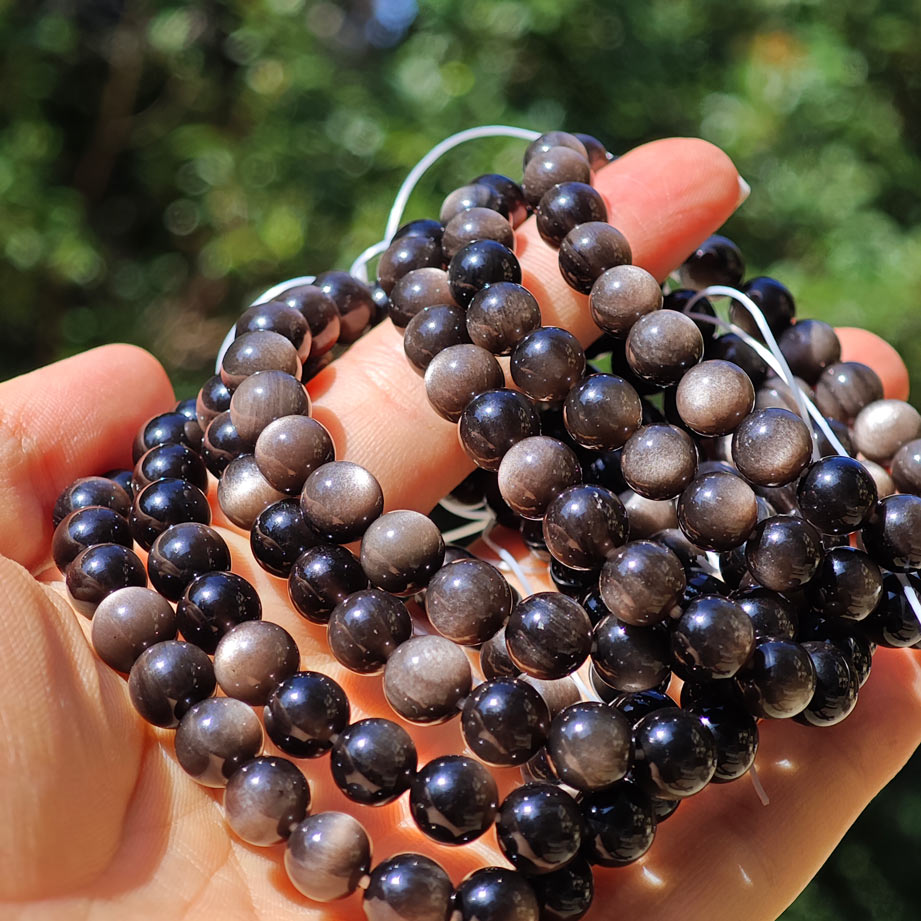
[250,498,321,577]
[563,373,642,451]
[506,592,592,679]
[862,494,921,571]
[731,408,813,487]
[706,334,768,389]
[383,635,472,724]
[300,461,383,543]
[364,854,453,921]
[175,697,264,787]
[254,415,334,494]
[892,439,921,495]
[527,857,593,921]
[497,783,584,875]
[177,571,261,653]
[474,173,529,225]
[217,454,286,530]
[510,327,585,403]
[746,515,824,592]
[202,411,250,477]
[264,671,350,758]
[625,309,703,385]
[581,782,655,867]
[409,755,498,844]
[675,360,755,436]
[454,867,539,921]
[377,233,443,295]
[285,812,371,902]
[736,639,817,719]
[224,756,309,846]
[442,207,514,261]
[388,267,455,328]
[360,510,445,596]
[853,399,921,464]
[128,640,215,728]
[633,709,716,798]
[574,131,608,168]
[52,505,133,573]
[130,478,211,551]
[103,467,135,498]
[524,131,588,166]
[448,240,521,307]
[549,558,596,598]
[591,615,671,692]
[288,544,367,624]
[441,182,503,224]
[403,304,471,374]
[794,641,859,727]
[542,484,628,570]
[132,410,202,461]
[466,283,541,355]
[276,283,342,357]
[559,222,632,294]
[547,702,631,792]
[734,588,798,641]
[796,456,877,535]
[315,271,376,344]
[229,370,309,444]
[809,547,882,620]
[196,374,233,431]
[213,620,299,706]
[53,476,131,527]
[777,319,841,384]
[221,330,300,389]
[612,689,678,727]
[461,678,549,766]
[497,436,582,520]
[330,717,417,805]
[813,361,883,424]
[480,625,519,680]
[424,343,505,422]
[862,573,921,647]
[621,424,697,500]
[66,543,147,616]
[685,704,758,782]
[803,619,873,687]
[672,596,755,680]
[327,589,412,674]
[599,540,685,626]
[522,146,591,207]
[536,181,607,246]
[677,472,758,551]
[678,234,744,289]
[393,217,444,244]
[91,586,178,672]
[589,264,662,338]
[236,300,311,362]
[620,490,679,538]
[521,676,581,719]
[459,389,541,472]
[664,288,718,342]
[730,276,795,338]
[425,559,511,645]
[133,442,208,493]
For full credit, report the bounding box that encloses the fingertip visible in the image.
[836,327,910,401]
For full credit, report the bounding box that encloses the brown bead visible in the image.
[459,389,541,472]
[522,146,591,208]
[589,264,663,337]
[891,439,921,495]
[377,233,443,295]
[440,183,501,224]
[277,284,341,357]
[300,461,383,543]
[236,301,311,363]
[480,625,518,679]
[852,399,921,464]
[217,455,287,530]
[383,635,472,724]
[314,271,375,344]
[813,361,883,424]
[91,586,178,673]
[621,424,698,500]
[778,319,841,384]
[442,207,514,261]
[425,559,512,645]
[229,370,309,444]
[862,458,896,498]
[559,222,633,294]
[224,756,310,846]
[285,812,371,902]
[403,304,470,375]
[625,309,703,386]
[755,375,813,413]
[497,436,582,520]
[389,267,455,328]
[599,540,686,626]
[254,415,334,495]
[327,589,412,674]
[424,343,505,422]
[620,490,679,538]
[213,620,300,706]
[677,471,758,551]
[731,408,814,487]
[522,676,582,717]
[675,360,755,436]
[563,373,642,450]
[536,181,608,247]
[510,327,585,402]
[542,484,628,570]
[360,509,445,596]
[221,331,301,389]
[466,282,541,355]
[523,131,589,167]
[505,592,592,679]
[746,516,825,592]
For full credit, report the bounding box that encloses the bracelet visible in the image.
[50,126,921,921]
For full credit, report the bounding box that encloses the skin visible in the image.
[0,137,918,921]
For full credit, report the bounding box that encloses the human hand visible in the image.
[1,137,917,921]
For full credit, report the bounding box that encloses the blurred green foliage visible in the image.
[2,0,921,916]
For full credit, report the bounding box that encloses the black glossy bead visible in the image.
[591,614,670,693]
[103,468,135,498]
[547,702,631,792]
[474,173,529,225]
[799,616,873,686]
[409,755,499,845]
[549,558,599,598]
[582,448,628,493]
[778,319,841,384]
[564,373,642,452]
[809,546,882,620]
[264,671,350,758]
[364,854,453,921]
[678,234,744,290]
[671,595,755,681]
[664,288,718,342]
[734,587,798,640]
[506,592,592,679]
[129,478,211,551]
[543,484,628,571]
[496,783,584,876]
[861,573,921,647]
[730,276,796,338]
[862,494,921,572]
[632,709,717,798]
[277,283,341,357]
[288,545,367,624]
[459,389,541,472]
[249,498,321,578]
[454,867,539,921]
[527,857,593,921]
[133,410,201,462]
[133,443,208,493]
[378,234,444,295]
[581,781,655,867]
[330,717,417,805]
[536,181,607,247]
[327,589,412,674]
[610,689,678,727]
[705,333,768,388]
[448,240,521,307]
[735,639,817,719]
[176,571,262,654]
[687,704,758,782]
[559,222,632,294]
[392,217,444,244]
[202,411,250,477]
[794,641,859,727]
[574,132,609,168]
[147,522,231,602]
[52,506,133,573]
[66,543,148,616]
[53,476,131,527]
[511,326,586,404]
[461,678,550,766]
[196,373,233,431]
[403,304,471,374]
[314,271,375,344]
[796,456,877,535]
[128,640,216,728]
[746,515,824,592]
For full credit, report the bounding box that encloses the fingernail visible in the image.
[737,175,751,206]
